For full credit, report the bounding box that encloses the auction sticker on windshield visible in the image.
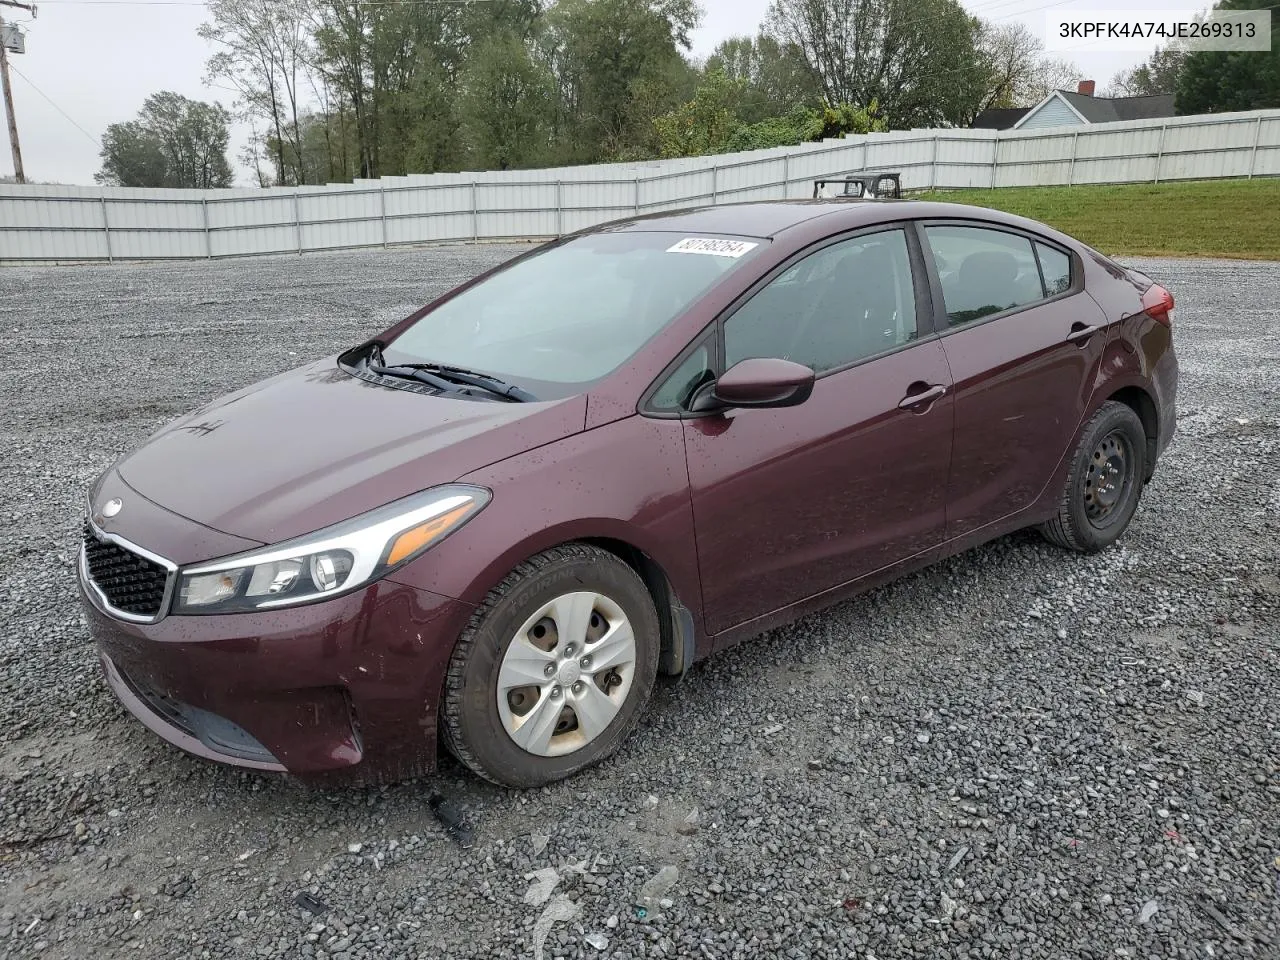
[667,238,760,258]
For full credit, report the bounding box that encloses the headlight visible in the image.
[173,485,489,614]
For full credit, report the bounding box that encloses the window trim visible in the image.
[913,219,1083,337]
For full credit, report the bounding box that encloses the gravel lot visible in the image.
[1,246,1277,960]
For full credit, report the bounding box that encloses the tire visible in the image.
[440,543,660,788]
[1040,401,1148,553]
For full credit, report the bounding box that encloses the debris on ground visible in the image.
[676,809,700,836]
[523,867,562,907]
[530,834,550,857]
[292,893,328,917]
[635,865,679,915]
[584,931,610,951]
[1138,900,1159,924]
[428,793,475,848]
[531,895,580,960]
[946,845,970,873]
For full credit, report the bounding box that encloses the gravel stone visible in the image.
[0,249,1277,959]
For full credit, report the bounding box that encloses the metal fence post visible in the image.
[711,164,719,205]
[1067,131,1080,186]
[201,196,212,259]
[472,180,480,241]
[556,180,564,236]
[293,190,303,255]
[1248,115,1263,179]
[634,177,640,214]
[990,135,1000,189]
[100,195,113,263]
[380,180,388,248]
[1153,123,1168,183]
[782,153,790,198]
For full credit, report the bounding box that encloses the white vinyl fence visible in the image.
[2,108,1278,264]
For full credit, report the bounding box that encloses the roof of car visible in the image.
[599,199,1051,240]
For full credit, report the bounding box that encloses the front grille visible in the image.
[83,524,170,618]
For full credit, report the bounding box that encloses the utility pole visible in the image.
[0,1,36,184]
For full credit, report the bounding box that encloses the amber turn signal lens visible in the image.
[386,503,475,566]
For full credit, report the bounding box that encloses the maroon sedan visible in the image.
[79,201,1177,788]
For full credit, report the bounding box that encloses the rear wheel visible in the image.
[1040,401,1148,553]
[440,544,659,788]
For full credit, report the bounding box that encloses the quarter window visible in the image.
[1036,242,1072,296]
[650,342,714,412]
[724,229,918,375]
[925,226,1046,326]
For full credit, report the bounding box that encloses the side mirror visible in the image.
[693,358,815,412]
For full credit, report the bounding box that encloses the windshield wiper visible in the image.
[368,359,538,403]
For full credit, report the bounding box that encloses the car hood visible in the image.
[117,358,588,544]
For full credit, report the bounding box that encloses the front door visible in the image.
[919,223,1112,538]
[681,227,955,636]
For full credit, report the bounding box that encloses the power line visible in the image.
[8,61,101,145]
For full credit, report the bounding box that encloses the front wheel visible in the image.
[1040,401,1148,553]
[440,544,660,788]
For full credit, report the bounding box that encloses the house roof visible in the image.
[1057,91,1176,123]
[971,107,1030,130]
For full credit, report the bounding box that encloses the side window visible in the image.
[1036,243,1072,297]
[650,343,713,412]
[724,229,917,376]
[925,226,1046,327]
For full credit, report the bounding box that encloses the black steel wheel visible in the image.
[1082,429,1136,528]
[1041,401,1148,553]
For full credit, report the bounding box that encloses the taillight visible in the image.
[1141,284,1174,326]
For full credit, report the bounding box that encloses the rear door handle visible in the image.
[1066,322,1103,344]
[898,383,946,410]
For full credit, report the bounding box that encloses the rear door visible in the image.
[919,222,1111,539]
[666,226,955,637]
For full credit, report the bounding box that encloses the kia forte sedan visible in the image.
[79,200,1177,788]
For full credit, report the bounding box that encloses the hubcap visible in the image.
[496,592,636,758]
[1084,431,1132,526]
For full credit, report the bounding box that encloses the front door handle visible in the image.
[1066,322,1103,344]
[898,383,946,410]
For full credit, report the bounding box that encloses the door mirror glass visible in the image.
[697,358,815,411]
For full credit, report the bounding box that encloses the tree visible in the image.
[1176,0,1278,113]
[654,65,888,159]
[458,30,556,169]
[199,0,311,185]
[1109,45,1187,97]
[310,0,470,178]
[706,33,820,124]
[765,0,989,128]
[96,92,234,188]
[654,68,746,158]
[544,0,701,161]
[972,22,1080,120]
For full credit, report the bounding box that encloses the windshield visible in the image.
[383,231,765,399]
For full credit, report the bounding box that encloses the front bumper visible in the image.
[80,572,474,783]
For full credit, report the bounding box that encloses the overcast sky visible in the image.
[1,0,1209,186]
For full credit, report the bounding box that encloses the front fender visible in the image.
[386,415,706,655]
